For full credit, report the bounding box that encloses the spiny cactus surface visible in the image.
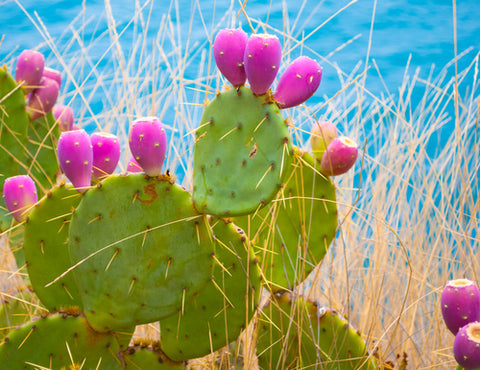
[193,86,292,217]
[0,312,123,369]
[68,173,216,332]
[235,150,337,291]
[0,67,30,231]
[160,218,262,361]
[23,183,83,311]
[257,292,377,369]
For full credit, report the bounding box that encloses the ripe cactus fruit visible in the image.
[2,175,38,223]
[91,132,121,181]
[454,321,480,370]
[23,183,83,311]
[68,173,215,332]
[320,136,359,176]
[193,86,292,216]
[244,33,282,95]
[14,49,45,92]
[0,67,30,231]
[57,129,93,191]
[441,279,480,335]
[213,28,248,87]
[311,120,338,160]
[128,117,167,176]
[0,312,123,368]
[52,104,74,131]
[127,155,143,173]
[42,67,62,87]
[235,150,337,291]
[27,76,60,121]
[274,56,322,109]
[159,218,262,361]
[257,292,377,369]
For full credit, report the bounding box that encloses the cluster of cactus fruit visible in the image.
[0,28,369,369]
[441,279,480,369]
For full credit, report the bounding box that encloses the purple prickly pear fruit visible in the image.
[57,129,93,192]
[91,132,121,180]
[128,117,167,177]
[15,50,45,93]
[441,279,480,335]
[43,67,62,88]
[454,322,480,369]
[244,33,282,95]
[213,28,248,87]
[274,56,322,109]
[320,136,358,176]
[52,105,74,131]
[127,155,143,173]
[27,77,60,121]
[2,175,38,222]
[311,121,338,161]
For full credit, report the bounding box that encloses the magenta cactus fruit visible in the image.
[42,67,62,87]
[127,155,143,173]
[52,105,74,131]
[441,279,480,335]
[27,77,60,121]
[244,33,282,95]
[2,175,38,222]
[454,321,480,369]
[311,120,338,160]
[274,56,322,109]
[15,50,45,92]
[213,28,248,87]
[57,129,93,192]
[91,132,121,180]
[128,117,167,176]
[320,136,358,176]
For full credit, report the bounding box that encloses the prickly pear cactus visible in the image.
[193,86,293,217]
[235,149,337,291]
[124,341,186,369]
[0,67,29,232]
[68,173,216,332]
[159,218,262,361]
[23,111,60,193]
[23,182,83,311]
[0,310,123,369]
[0,289,45,340]
[257,292,377,369]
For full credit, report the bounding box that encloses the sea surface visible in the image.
[1,0,479,103]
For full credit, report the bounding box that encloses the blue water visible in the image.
[1,0,479,106]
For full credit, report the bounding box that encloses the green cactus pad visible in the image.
[0,67,29,232]
[23,111,60,194]
[23,182,83,312]
[0,311,123,369]
[257,292,377,369]
[68,173,215,332]
[160,218,262,361]
[192,86,293,217]
[0,289,46,340]
[235,150,337,291]
[124,342,186,369]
